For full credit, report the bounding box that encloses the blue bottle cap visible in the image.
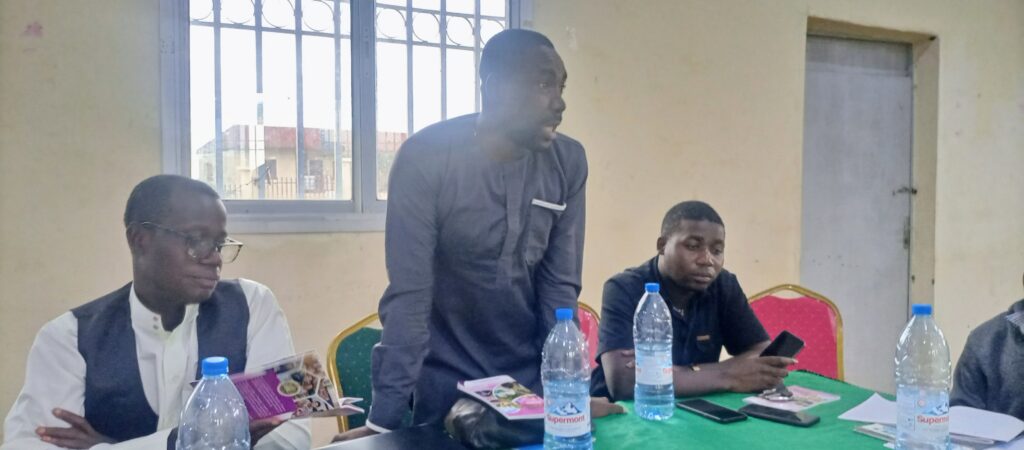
[911,304,933,316]
[201,356,229,376]
[645,282,660,293]
[555,308,574,321]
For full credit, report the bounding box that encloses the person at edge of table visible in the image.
[950,271,1024,421]
[1,175,311,450]
[591,200,797,401]
[332,28,623,443]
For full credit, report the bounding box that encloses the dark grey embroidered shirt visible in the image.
[367,114,587,429]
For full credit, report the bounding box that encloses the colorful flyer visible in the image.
[230,351,364,421]
[742,385,840,412]
[457,375,545,420]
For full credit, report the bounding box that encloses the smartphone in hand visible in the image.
[759,330,805,359]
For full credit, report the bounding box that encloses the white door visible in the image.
[801,36,913,393]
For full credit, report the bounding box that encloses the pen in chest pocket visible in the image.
[531,198,566,211]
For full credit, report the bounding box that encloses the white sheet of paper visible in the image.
[990,436,1024,449]
[959,408,1024,443]
[839,394,1024,442]
[839,393,896,423]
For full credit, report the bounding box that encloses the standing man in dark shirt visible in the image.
[592,201,795,401]
[334,29,620,442]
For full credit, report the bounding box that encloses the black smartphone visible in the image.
[737,404,819,427]
[759,330,805,358]
[676,399,748,424]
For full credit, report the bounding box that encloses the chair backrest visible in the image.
[327,313,383,432]
[578,303,600,371]
[748,284,844,380]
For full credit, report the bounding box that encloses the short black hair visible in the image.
[660,201,724,237]
[479,29,555,82]
[123,175,220,227]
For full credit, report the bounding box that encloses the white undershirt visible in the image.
[1,278,311,449]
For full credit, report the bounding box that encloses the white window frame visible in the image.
[159,0,528,233]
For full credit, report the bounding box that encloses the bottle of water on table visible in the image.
[634,282,674,421]
[177,356,250,450]
[895,304,950,450]
[542,307,592,450]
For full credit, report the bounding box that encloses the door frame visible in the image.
[806,18,939,312]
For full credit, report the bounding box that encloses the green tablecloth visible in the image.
[592,371,888,449]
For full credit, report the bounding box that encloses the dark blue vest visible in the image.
[71,280,249,443]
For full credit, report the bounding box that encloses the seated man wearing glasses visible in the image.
[1,175,311,450]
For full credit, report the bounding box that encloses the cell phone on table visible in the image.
[738,404,819,427]
[676,399,747,424]
[759,330,805,359]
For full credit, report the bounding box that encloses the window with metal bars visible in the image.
[161,0,520,232]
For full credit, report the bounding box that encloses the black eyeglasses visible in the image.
[136,222,243,263]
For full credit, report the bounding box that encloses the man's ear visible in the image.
[126,224,148,257]
[656,236,666,255]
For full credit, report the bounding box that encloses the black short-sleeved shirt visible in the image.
[590,256,770,399]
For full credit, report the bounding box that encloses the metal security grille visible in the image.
[373,0,509,199]
[188,0,510,206]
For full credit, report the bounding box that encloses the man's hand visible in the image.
[35,408,115,449]
[249,417,285,447]
[331,426,378,443]
[590,397,626,418]
[719,355,794,392]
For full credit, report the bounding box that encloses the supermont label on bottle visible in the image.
[635,352,672,385]
[545,398,590,437]
[897,387,949,439]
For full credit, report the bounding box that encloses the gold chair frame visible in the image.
[577,301,600,321]
[326,313,380,433]
[748,284,845,381]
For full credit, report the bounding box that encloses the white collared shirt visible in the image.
[1,278,311,449]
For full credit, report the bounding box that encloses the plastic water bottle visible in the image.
[176,356,250,450]
[634,282,674,421]
[895,304,951,450]
[542,308,592,450]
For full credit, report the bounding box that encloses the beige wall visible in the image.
[1,0,1022,445]
[794,0,1024,366]
[532,0,1024,374]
